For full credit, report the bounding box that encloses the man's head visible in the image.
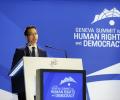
[24,25,38,45]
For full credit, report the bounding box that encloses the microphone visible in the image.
[45,45,68,58]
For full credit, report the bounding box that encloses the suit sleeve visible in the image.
[11,49,23,70]
[43,51,47,57]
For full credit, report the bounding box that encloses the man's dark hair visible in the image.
[24,25,37,36]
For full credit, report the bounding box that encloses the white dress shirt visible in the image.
[28,43,39,57]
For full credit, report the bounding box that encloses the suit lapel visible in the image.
[38,47,42,57]
[24,46,44,57]
[25,46,31,56]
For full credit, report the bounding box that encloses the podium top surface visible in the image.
[9,57,83,77]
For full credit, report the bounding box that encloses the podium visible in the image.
[0,89,18,100]
[9,57,83,100]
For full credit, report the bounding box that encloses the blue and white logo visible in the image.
[50,77,77,98]
[91,8,120,26]
[59,76,77,86]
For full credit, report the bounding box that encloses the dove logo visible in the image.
[87,63,120,100]
[91,8,120,26]
[59,76,77,86]
[51,76,77,98]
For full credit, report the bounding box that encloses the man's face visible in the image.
[26,28,38,45]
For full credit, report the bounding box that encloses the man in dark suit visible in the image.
[11,25,47,100]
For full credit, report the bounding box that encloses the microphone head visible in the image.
[45,45,52,48]
[45,45,49,47]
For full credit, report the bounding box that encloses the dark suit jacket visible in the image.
[11,46,47,99]
[11,46,47,70]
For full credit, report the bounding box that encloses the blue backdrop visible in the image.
[0,0,120,99]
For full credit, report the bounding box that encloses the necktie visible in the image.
[31,47,35,57]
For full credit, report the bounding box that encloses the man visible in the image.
[11,25,47,100]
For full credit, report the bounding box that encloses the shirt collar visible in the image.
[27,43,37,49]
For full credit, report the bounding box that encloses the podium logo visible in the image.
[50,76,77,98]
[60,76,77,86]
[91,8,120,26]
[50,59,58,67]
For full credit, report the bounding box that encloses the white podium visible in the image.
[0,89,18,100]
[9,57,83,100]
